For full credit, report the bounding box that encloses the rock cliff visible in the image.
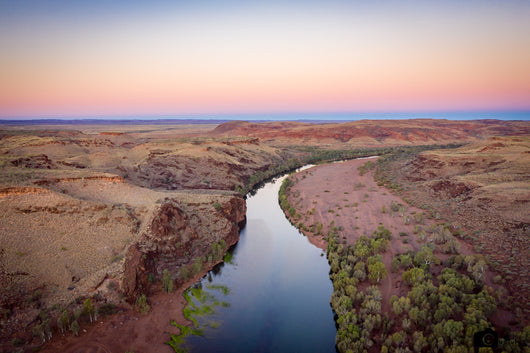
[122,193,246,300]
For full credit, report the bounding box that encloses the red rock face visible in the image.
[123,194,246,300]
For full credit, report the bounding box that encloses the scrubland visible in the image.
[0,119,528,352]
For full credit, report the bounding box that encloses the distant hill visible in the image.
[0,119,231,125]
[212,119,530,146]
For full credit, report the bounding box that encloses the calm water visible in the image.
[182,173,337,352]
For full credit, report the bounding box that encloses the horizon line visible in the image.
[1,109,530,122]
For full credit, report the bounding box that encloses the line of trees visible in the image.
[239,146,403,196]
[325,225,529,352]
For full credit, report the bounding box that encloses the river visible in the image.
[181,172,337,352]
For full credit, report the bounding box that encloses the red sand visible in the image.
[284,158,477,311]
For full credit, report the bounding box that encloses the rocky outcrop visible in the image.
[122,193,246,300]
[131,142,286,191]
[33,175,125,186]
[0,187,49,197]
[11,154,56,169]
[428,179,477,198]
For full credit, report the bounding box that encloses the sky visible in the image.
[1,0,530,119]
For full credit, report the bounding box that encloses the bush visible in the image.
[368,261,388,284]
[70,320,80,336]
[403,268,425,286]
[147,273,156,283]
[190,258,202,276]
[99,303,117,316]
[82,298,96,322]
[135,294,150,314]
[162,270,174,293]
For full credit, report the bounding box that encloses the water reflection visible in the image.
[171,173,336,353]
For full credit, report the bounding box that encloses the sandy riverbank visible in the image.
[280,158,507,317]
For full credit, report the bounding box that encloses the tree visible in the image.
[392,331,405,347]
[58,310,69,333]
[433,302,452,322]
[70,320,80,336]
[83,298,96,322]
[162,269,174,293]
[443,319,463,345]
[368,261,387,284]
[354,243,371,259]
[403,268,425,286]
[353,262,367,281]
[391,257,401,272]
[373,225,392,240]
[361,298,381,315]
[469,260,487,284]
[179,265,190,281]
[190,257,202,275]
[443,239,460,254]
[399,254,413,269]
[392,296,411,316]
[135,294,150,314]
[412,331,427,353]
[33,323,45,342]
[402,318,412,332]
[413,246,439,267]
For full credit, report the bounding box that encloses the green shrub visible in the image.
[162,270,174,293]
[135,294,150,314]
[70,320,80,336]
[147,273,156,283]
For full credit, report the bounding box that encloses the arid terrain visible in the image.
[280,137,529,351]
[0,119,528,352]
[377,136,530,314]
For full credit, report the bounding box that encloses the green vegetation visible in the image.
[162,269,174,293]
[135,294,150,314]
[166,283,230,352]
[111,254,123,263]
[374,144,463,191]
[208,239,227,263]
[82,298,97,322]
[166,320,204,353]
[223,251,234,264]
[279,166,527,353]
[358,160,376,176]
[325,224,529,352]
[238,146,402,195]
[69,320,80,336]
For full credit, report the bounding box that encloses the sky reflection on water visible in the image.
[182,175,336,353]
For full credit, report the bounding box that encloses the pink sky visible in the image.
[1,1,529,118]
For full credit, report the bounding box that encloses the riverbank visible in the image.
[280,158,473,311]
[39,264,218,353]
[280,157,528,352]
[282,158,473,252]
